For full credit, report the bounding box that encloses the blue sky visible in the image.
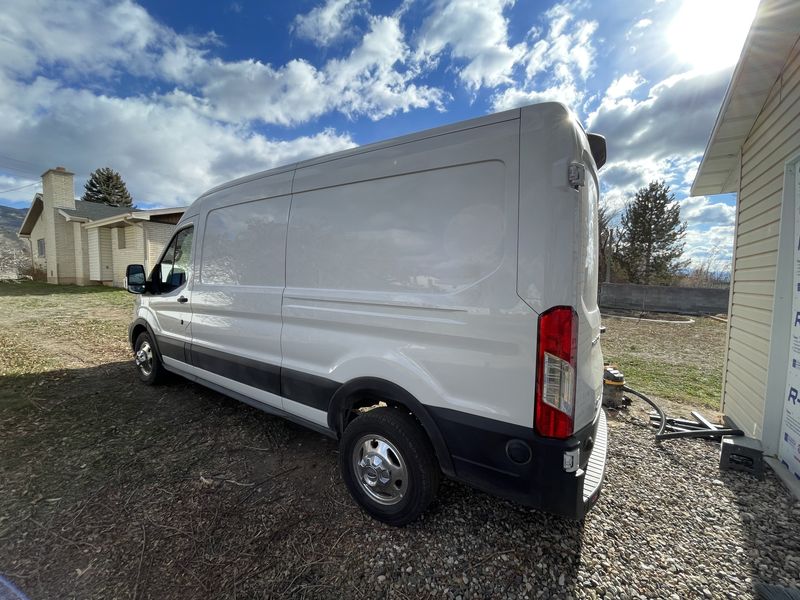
[0,0,759,267]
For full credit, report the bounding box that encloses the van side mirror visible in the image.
[125,264,146,294]
[587,133,606,169]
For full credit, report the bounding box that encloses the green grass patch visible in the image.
[604,353,723,410]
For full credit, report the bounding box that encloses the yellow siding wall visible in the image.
[73,222,90,285]
[111,225,146,287]
[29,212,47,271]
[725,43,800,437]
[88,228,101,280]
[99,229,113,282]
[144,222,175,272]
[52,211,77,284]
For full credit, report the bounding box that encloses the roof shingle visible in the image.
[60,200,131,220]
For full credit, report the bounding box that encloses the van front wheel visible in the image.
[340,407,440,526]
[133,331,166,385]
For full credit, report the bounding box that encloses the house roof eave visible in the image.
[57,209,90,223]
[18,193,43,237]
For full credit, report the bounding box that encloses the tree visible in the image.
[616,181,689,285]
[598,205,617,283]
[82,167,134,207]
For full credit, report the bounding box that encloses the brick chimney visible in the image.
[41,166,76,210]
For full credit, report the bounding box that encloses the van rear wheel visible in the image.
[134,331,166,385]
[340,407,440,526]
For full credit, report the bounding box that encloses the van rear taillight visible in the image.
[535,306,577,439]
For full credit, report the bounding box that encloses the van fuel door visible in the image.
[568,163,586,189]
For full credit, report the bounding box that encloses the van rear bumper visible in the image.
[429,406,608,520]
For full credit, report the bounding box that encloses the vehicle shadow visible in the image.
[717,466,800,596]
[0,360,585,600]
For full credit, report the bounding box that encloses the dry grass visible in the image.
[0,281,131,378]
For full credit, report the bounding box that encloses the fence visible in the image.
[599,283,730,315]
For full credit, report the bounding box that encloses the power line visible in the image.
[0,154,43,178]
[0,154,40,170]
[0,181,41,195]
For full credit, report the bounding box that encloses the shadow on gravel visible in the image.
[1,360,586,599]
[718,467,800,596]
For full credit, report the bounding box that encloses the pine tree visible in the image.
[81,167,134,207]
[616,181,689,284]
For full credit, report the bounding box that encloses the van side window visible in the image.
[159,226,194,292]
[200,198,290,287]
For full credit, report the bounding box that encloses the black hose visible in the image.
[622,385,666,440]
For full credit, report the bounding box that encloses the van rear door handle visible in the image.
[177,295,189,304]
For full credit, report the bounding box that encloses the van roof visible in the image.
[198,104,571,200]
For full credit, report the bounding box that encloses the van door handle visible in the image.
[177,295,189,304]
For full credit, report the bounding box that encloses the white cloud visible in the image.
[490,2,598,112]
[0,0,215,81]
[0,1,455,206]
[292,0,365,47]
[492,81,581,112]
[0,176,42,203]
[160,13,446,126]
[415,0,526,90]
[680,196,736,226]
[524,4,597,82]
[587,69,730,163]
[684,224,734,268]
[1,0,445,129]
[627,17,653,40]
[161,15,447,126]
[0,72,356,207]
[605,72,645,100]
[323,16,447,120]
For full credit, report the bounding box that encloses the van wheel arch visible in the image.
[129,319,162,361]
[328,377,454,477]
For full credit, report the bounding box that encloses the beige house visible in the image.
[692,0,800,493]
[18,167,185,287]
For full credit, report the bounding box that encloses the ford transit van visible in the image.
[125,102,608,526]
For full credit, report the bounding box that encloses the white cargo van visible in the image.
[125,102,608,526]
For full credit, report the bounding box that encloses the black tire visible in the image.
[340,406,440,526]
[133,331,166,385]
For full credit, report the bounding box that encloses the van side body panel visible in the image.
[283,118,538,431]
[188,172,293,413]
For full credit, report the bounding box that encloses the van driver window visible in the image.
[160,226,193,292]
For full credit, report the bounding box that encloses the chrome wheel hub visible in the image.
[135,341,153,376]
[352,434,408,506]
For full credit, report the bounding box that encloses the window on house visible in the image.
[37,239,45,257]
[118,228,127,250]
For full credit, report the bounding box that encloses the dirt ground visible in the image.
[1,282,793,600]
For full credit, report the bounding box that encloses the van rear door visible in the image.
[574,168,603,431]
[517,103,603,434]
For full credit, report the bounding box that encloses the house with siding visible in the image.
[18,167,184,287]
[692,0,800,494]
